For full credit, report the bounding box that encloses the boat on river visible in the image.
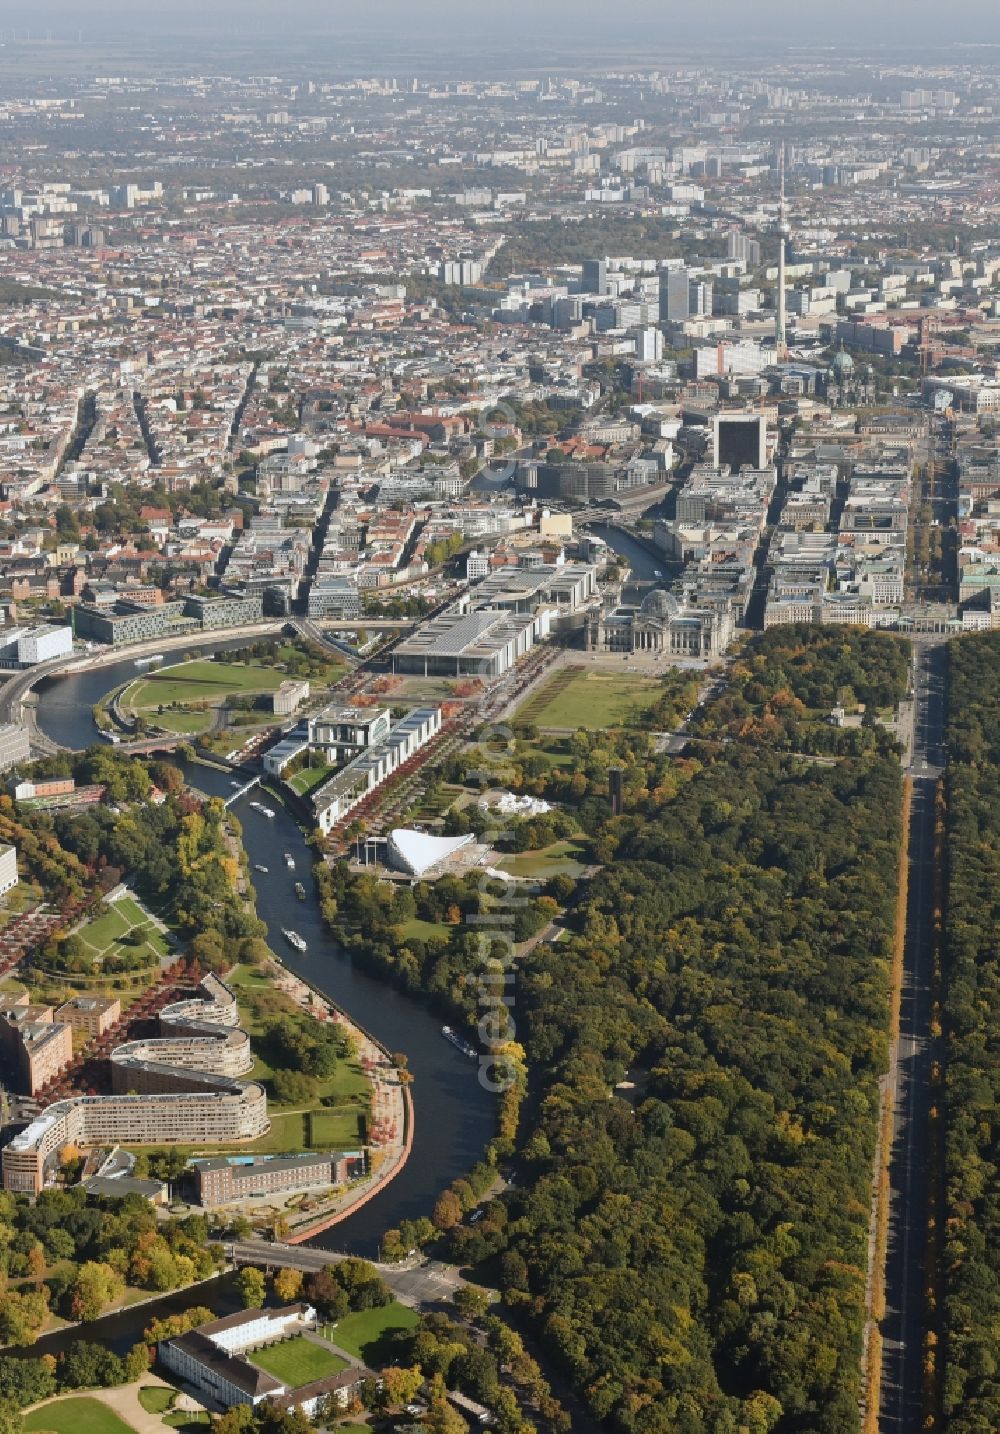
[442,1025,476,1059]
[284,852,295,869]
[294,882,306,900]
[283,929,307,952]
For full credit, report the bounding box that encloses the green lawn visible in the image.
[398,916,451,943]
[323,1302,419,1364]
[498,839,587,879]
[137,1388,174,1416]
[250,1335,347,1385]
[308,1107,365,1148]
[517,667,664,730]
[126,659,286,712]
[24,1397,137,1434]
[74,895,172,967]
[151,709,215,735]
[288,764,335,796]
[225,963,273,989]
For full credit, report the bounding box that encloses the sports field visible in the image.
[516,666,663,730]
[249,1335,347,1385]
[24,1397,136,1434]
[76,894,172,966]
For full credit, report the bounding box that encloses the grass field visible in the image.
[322,1301,419,1364]
[288,763,335,796]
[398,916,451,943]
[137,1389,174,1416]
[150,709,215,735]
[126,659,286,712]
[517,666,664,730]
[75,894,172,967]
[308,1107,366,1147]
[249,1336,347,1385]
[237,988,370,1121]
[499,839,587,879]
[24,1397,136,1434]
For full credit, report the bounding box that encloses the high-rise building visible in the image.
[659,268,690,323]
[631,327,663,363]
[582,258,608,296]
[713,413,768,472]
[312,183,329,206]
[726,230,761,267]
[689,279,713,317]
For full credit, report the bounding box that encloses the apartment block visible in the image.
[0,1002,73,1095]
[54,994,121,1039]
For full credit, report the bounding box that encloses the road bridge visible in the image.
[227,1239,464,1308]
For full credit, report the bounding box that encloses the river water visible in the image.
[588,523,663,582]
[31,652,497,1261]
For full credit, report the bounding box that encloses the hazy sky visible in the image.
[2,1,998,53]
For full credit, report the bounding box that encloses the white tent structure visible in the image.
[387,828,475,878]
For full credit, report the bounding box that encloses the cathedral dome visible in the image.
[831,347,855,379]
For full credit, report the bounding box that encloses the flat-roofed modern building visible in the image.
[0,724,30,773]
[183,589,264,629]
[308,703,391,761]
[392,608,546,678]
[312,707,442,835]
[306,576,361,620]
[2,1083,269,1195]
[73,599,191,647]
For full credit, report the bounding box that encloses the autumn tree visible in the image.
[237,1266,267,1309]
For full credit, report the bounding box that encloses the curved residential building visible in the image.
[2,974,268,1194]
[111,972,253,1090]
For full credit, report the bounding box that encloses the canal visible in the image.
[32,654,497,1259]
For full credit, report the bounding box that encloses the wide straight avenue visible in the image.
[879,640,946,1433]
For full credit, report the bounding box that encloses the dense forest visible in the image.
[940,635,1000,1430]
[442,629,911,1433]
[691,626,910,758]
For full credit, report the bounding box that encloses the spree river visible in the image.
[32,651,497,1259]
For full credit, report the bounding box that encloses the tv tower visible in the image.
[776,144,788,362]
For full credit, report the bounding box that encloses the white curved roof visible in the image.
[387,828,474,877]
